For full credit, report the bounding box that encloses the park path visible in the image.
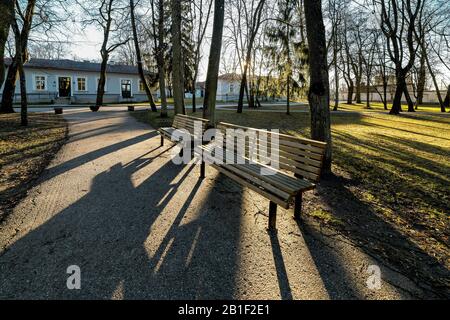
[0,107,425,299]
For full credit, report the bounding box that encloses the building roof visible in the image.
[5,58,147,75]
[218,73,241,81]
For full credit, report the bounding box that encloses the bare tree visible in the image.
[203,0,225,124]
[229,0,266,113]
[130,0,157,111]
[1,0,36,114]
[190,0,213,112]
[171,0,185,115]
[304,0,332,175]
[152,0,168,117]
[0,0,15,89]
[78,0,130,112]
[375,0,424,114]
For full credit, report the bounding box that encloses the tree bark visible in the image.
[390,72,407,115]
[443,85,450,110]
[346,83,353,104]
[236,0,266,113]
[366,77,371,109]
[11,17,27,125]
[304,0,332,176]
[94,51,108,112]
[355,74,361,103]
[171,0,185,115]
[93,1,114,112]
[203,0,225,125]
[156,0,168,117]
[0,0,14,89]
[130,0,157,112]
[416,50,426,106]
[1,0,35,114]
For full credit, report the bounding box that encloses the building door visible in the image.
[121,79,132,98]
[58,77,71,97]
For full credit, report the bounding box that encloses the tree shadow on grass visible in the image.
[314,172,450,299]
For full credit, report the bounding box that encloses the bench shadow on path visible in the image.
[0,143,244,299]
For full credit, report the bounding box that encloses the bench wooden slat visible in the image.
[208,162,290,209]
[216,122,325,182]
[199,144,315,195]
[217,122,327,148]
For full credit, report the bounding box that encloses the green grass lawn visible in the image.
[0,113,67,221]
[131,108,450,292]
[337,102,444,113]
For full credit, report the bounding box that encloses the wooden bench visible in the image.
[196,122,327,230]
[158,114,209,154]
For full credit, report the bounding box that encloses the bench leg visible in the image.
[294,193,302,220]
[200,159,205,179]
[268,201,277,230]
[160,135,164,147]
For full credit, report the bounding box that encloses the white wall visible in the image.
[0,67,153,104]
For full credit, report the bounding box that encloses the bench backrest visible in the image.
[216,122,327,182]
[173,114,209,137]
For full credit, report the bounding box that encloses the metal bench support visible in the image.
[294,193,302,220]
[200,159,205,179]
[268,201,277,230]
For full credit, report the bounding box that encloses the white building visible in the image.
[0,58,157,104]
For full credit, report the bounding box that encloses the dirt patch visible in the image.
[0,113,68,222]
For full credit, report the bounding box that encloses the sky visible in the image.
[64,8,212,82]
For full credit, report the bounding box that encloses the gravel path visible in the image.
[0,108,427,299]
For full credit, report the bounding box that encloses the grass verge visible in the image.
[0,113,68,222]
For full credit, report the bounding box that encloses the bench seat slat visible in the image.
[199,145,315,196]
[209,163,290,209]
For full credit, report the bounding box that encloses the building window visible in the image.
[121,79,132,98]
[77,77,87,91]
[139,80,146,92]
[35,75,46,91]
[229,84,234,93]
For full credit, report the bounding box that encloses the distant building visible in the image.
[216,73,241,101]
[339,80,448,104]
[0,58,157,104]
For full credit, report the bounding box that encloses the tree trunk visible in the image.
[403,84,415,112]
[333,34,339,111]
[12,19,27,125]
[416,51,426,106]
[0,62,18,113]
[366,81,371,109]
[304,0,332,176]
[286,73,290,115]
[383,81,388,110]
[157,0,168,118]
[443,85,449,110]
[171,0,185,115]
[355,76,361,103]
[1,0,35,114]
[130,0,157,112]
[390,73,406,115]
[93,50,108,112]
[0,0,14,88]
[423,47,444,112]
[346,83,353,104]
[203,0,225,125]
[237,66,248,113]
